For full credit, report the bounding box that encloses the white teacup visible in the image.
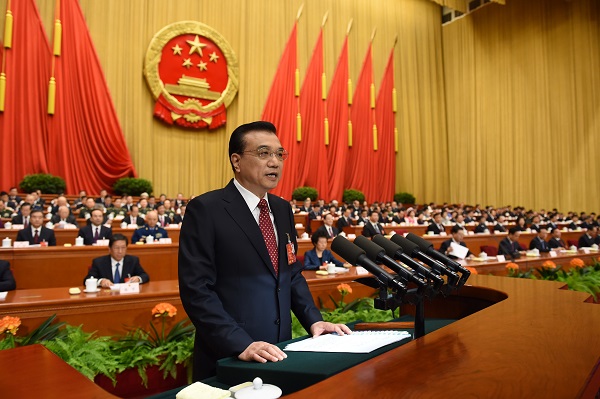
[2,237,11,248]
[146,235,154,244]
[85,277,97,292]
[327,263,336,273]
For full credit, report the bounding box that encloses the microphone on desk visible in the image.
[353,236,428,295]
[390,234,460,286]
[371,235,444,294]
[331,236,407,295]
[404,233,471,287]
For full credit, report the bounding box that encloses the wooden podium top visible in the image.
[285,274,600,398]
[0,344,118,398]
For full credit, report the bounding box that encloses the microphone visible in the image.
[405,233,471,287]
[372,235,444,293]
[331,236,407,295]
[354,236,428,295]
[390,234,460,286]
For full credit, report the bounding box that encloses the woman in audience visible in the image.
[405,208,418,225]
[516,216,528,231]
[303,231,344,270]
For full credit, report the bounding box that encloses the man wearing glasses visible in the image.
[179,121,351,381]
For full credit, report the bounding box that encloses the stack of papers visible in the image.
[284,330,411,353]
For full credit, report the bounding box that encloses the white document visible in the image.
[450,242,469,259]
[284,330,411,353]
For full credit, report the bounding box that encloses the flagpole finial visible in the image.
[394,34,398,47]
[370,28,377,43]
[321,11,329,28]
[296,3,304,21]
[346,19,353,35]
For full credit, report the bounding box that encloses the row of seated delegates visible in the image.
[82,234,149,288]
[0,260,17,291]
[302,231,350,270]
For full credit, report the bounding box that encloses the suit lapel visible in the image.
[222,181,276,277]
[269,193,292,275]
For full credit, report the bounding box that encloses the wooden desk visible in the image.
[0,280,184,336]
[0,344,118,398]
[0,244,179,289]
[285,274,600,398]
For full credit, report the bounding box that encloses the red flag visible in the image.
[0,0,51,191]
[261,22,300,199]
[374,48,396,202]
[46,0,136,194]
[345,43,376,201]
[297,29,328,199]
[326,36,350,202]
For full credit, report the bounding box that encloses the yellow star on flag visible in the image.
[182,58,193,69]
[186,35,207,57]
[209,52,219,63]
[172,44,182,55]
[198,61,208,71]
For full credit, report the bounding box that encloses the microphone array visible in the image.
[331,233,471,307]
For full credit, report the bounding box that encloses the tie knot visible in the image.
[258,199,268,211]
[116,262,120,267]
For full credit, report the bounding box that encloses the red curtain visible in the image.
[374,48,396,202]
[261,22,300,199]
[46,0,136,195]
[0,0,51,191]
[345,44,376,201]
[326,36,350,202]
[297,29,328,200]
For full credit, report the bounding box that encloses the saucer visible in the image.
[83,288,99,293]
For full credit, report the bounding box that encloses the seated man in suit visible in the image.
[314,213,340,239]
[299,198,312,213]
[529,228,551,253]
[50,196,70,215]
[0,260,16,291]
[172,204,186,224]
[78,197,99,220]
[337,208,354,230]
[426,212,445,235]
[498,227,523,259]
[473,215,490,234]
[156,204,172,227]
[7,187,22,209]
[303,231,346,270]
[439,225,473,259]
[11,202,32,228]
[362,210,385,237]
[83,234,149,288]
[15,210,56,246]
[78,208,113,245]
[529,215,542,233]
[131,210,168,243]
[123,205,145,226]
[50,206,77,226]
[578,226,598,248]
[493,215,507,233]
[548,228,566,250]
[308,204,322,221]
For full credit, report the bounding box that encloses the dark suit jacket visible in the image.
[0,260,16,291]
[498,237,521,259]
[123,215,145,226]
[178,180,322,380]
[426,223,445,235]
[336,216,353,230]
[493,224,507,233]
[474,223,490,234]
[314,225,340,238]
[77,225,113,245]
[548,237,566,249]
[50,214,77,224]
[302,248,343,270]
[530,223,542,232]
[15,227,56,246]
[11,214,28,225]
[362,222,385,237]
[578,234,596,248]
[172,215,184,224]
[439,239,472,259]
[83,254,149,285]
[529,236,550,252]
[157,214,172,227]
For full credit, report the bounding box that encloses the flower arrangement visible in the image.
[0,316,21,349]
[465,266,478,275]
[506,262,519,270]
[542,260,557,269]
[569,258,585,268]
[336,283,352,307]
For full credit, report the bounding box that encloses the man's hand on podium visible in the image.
[310,321,352,338]
[238,341,287,364]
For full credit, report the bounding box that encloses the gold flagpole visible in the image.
[0,0,12,111]
[48,0,61,115]
[295,3,304,142]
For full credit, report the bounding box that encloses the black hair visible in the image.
[228,121,277,172]
[508,227,520,235]
[109,233,129,248]
[311,230,328,246]
[451,225,463,234]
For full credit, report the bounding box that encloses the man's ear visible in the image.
[231,154,241,173]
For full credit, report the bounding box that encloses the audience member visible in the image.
[548,228,566,249]
[515,216,527,232]
[314,213,340,239]
[439,225,472,259]
[50,206,77,226]
[0,199,13,218]
[83,234,149,288]
[156,204,172,227]
[7,187,22,209]
[498,227,522,259]
[337,208,354,230]
[0,260,16,291]
[15,210,56,246]
[578,226,598,248]
[493,215,507,233]
[529,228,550,253]
[362,210,385,237]
[131,210,168,244]
[173,205,186,224]
[78,208,113,245]
[303,231,345,270]
[123,205,145,226]
[474,215,490,234]
[11,203,31,228]
[426,212,445,235]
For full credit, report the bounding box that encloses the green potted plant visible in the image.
[292,187,318,202]
[342,189,365,204]
[113,177,153,196]
[394,192,416,206]
[19,173,66,194]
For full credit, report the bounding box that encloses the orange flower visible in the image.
[151,303,177,318]
[542,260,556,269]
[337,283,352,296]
[466,266,478,275]
[506,262,519,270]
[569,258,585,267]
[0,316,21,335]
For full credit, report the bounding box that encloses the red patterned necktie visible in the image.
[93,227,99,243]
[33,230,39,244]
[258,199,278,275]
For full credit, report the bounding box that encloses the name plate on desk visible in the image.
[496,255,506,262]
[159,238,172,244]
[120,282,140,294]
[582,248,590,254]
[13,241,30,248]
[549,251,557,258]
[95,239,110,247]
